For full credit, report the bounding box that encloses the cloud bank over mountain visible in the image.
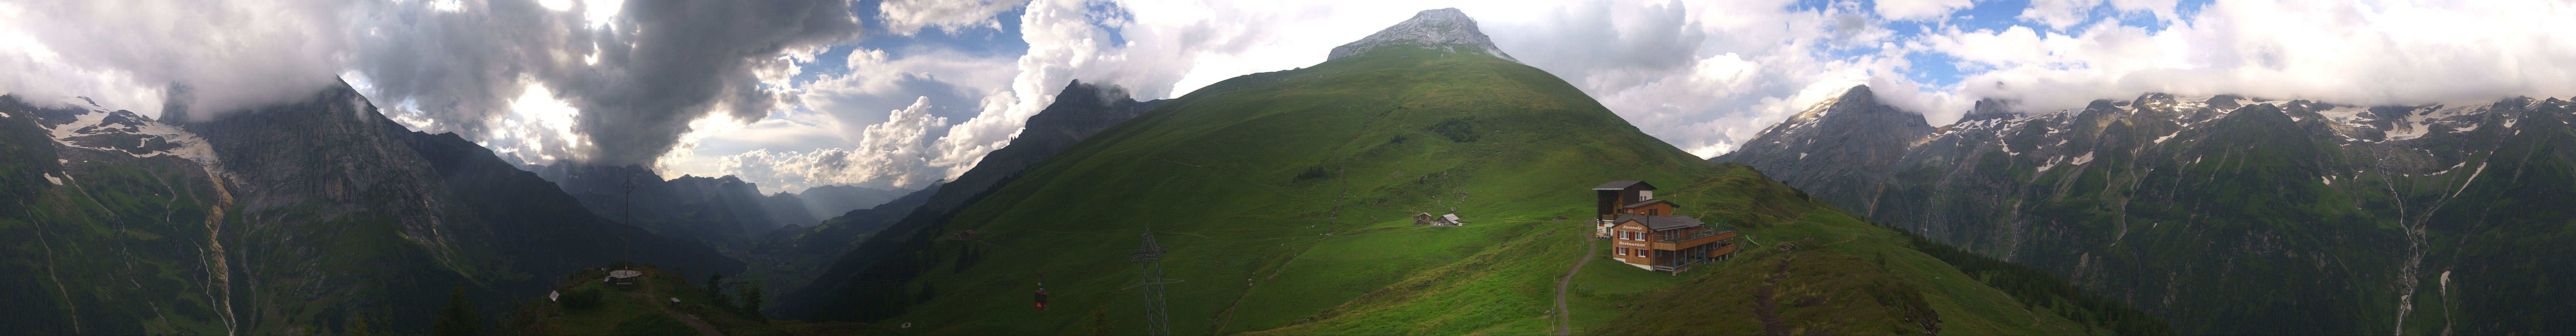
[5,0,2572,192]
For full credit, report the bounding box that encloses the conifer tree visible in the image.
[738,284,766,322]
[434,284,483,336]
[707,273,734,311]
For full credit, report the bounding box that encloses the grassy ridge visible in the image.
[813,47,2154,335]
[501,264,870,335]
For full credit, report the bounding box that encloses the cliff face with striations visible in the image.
[0,81,740,335]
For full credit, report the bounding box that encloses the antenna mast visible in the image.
[1127,232,1175,336]
[617,178,643,224]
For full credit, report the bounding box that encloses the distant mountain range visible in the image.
[0,82,738,335]
[525,163,913,244]
[1718,85,2576,334]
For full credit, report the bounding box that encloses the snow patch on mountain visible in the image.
[37,100,224,166]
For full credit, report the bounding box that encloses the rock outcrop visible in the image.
[1327,8,1517,62]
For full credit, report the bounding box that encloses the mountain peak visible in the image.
[1957,98,2020,122]
[1327,8,1516,62]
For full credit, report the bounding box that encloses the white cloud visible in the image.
[0,0,864,168]
[1875,0,1972,22]
[715,97,950,192]
[878,0,1029,35]
[1940,1,2576,114]
[0,1,358,118]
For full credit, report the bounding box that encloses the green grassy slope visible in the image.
[809,48,2145,334]
[1,87,745,335]
[500,264,871,336]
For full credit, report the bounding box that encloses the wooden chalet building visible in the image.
[1593,180,1741,272]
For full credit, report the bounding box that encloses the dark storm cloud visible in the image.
[1,0,864,167]
[355,0,864,165]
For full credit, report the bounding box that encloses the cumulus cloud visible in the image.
[1482,0,1933,158]
[1874,0,1972,22]
[878,0,1029,35]
[684,44,1018,192]
[0,0,863,167]
[0,1,358,117]
[366,0,863,165]
[1938,1,2576,114]
[717,97,949,192]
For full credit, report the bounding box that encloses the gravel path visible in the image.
[1555,236,1596,336]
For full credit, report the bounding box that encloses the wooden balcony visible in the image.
[1649,230,1736,251]
[1706,243,1740,257]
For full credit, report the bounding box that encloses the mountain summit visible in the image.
[1327,8,1517,62]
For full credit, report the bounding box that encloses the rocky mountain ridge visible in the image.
[1717,85,2576,334]
[776,79,1164,318]
[1327,8,1517,62]
[1,81,740,335]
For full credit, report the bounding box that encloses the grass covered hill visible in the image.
[785,42,2164,334]
[498,263,869,336]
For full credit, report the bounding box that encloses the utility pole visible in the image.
[1127,232,1176,336]
[618,178,643,224]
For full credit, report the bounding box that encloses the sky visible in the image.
[3,0,2573,194]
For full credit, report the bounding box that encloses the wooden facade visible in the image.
[1591,180,1741,272]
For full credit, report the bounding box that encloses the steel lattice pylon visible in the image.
[1127,233,1176,336]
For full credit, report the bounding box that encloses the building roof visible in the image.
[608,270,643,279]
[1621,215,1705,231]
[1625,199,1675,208]
[1592,180,1656,190]
[1442,214,1462,222]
